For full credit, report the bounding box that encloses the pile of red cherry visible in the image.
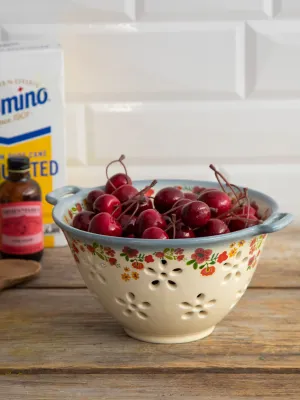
[72,155,264,239]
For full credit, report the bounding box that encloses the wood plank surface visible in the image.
[20,229,300,288]
[1,373,300,400]
[1,288,299,372]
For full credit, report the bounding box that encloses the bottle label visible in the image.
[0,201,43,254]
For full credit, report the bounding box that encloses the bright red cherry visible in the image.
[136,209,167,237]
[86,189,105,211]
[184,192,197,200]
[142,227,169,239]
[198,190,231,217]
[112,184,138,204]
[105,173,132,194]
[154,187,184,213]
[93,194,121,217]
[192,186,206,194]
[119,214,137,237]
[196,218,229,237]
[72,211,95,231]
[229,214,258,232]
[126,196,153,216]
[235,205,256,216]
[88,212,122,236]
[175,223,195,239]
[181,201,211,229]
[172,198,192,219]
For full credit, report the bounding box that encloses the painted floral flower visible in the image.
[230,242,236,248]
[132,261,144,270]
[250,238,256,248]
[122,247,139,258]
[86,245,94,254]
[191,248,212,264]
[177,255,184,261]
[121,273,131,282]
[155,251,164,258]
[132,272,139,280]
[109,258,117,266]
[238,240,245,247]
[248,256,256,268]
[176,186,182,190]
[201,266,215,276]
[76,203,82,212]
[217,251,228,263]
[73,254,79,263]
[250,246,256,255]
[145,255,154,263]
[175,248,184,255]
[229,247,238,257]
[73,244,79,254]
[124,267,130,272]
[105,247,115,257]
[68,210,73,219]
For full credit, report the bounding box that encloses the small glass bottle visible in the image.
[0,156,44,261]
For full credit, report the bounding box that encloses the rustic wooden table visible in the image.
[1,228,300,399]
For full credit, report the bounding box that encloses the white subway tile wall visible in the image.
[0,0,299,221]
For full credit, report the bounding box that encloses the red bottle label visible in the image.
[0,202,43,255]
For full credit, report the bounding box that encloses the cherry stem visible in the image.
[113,180,157,217]
[209,164,242,206]
[163,198,193,216]
[105,154,129,190]
[165,214,178,238]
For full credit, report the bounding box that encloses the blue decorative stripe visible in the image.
[0,126,51,145]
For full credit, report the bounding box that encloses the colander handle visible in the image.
[256,212,294,234]
[46,185,81,205]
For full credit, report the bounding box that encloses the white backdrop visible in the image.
[0,0,299,222]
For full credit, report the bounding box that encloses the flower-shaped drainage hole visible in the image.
[235,271,241,280]
[180,293,215,320]
[147,265,182,290]
[223,262,233,271]
[89,269,106,284]
[236,290,244,299]
[242,257,249,263]
[236,251,242,260]
[116,293,151,319]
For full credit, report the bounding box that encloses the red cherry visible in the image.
[154,187,184,213]
[142,227,169,239]
[235,205,256,216]
[88,212,122,236]
[181,201,211,229]
[136,209,167,237]
[126,234,135,238]
[175,223,195,239]
[86,189,105,211]
[93,194,121,217]
[228,214,258,232]
[198,190,231,217]
[172,198,192,219]
[192,186,206,194]
[126,196,153,216]
[105,173,132,194]
[184,192,197,200]
[112,184,138,204]
[196,218,229,237]
[119,214,137,236]
[72,211,95,231]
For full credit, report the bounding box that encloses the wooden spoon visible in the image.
[0,259,41,291]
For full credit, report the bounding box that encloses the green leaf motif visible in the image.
[125,255,129,262]
[164,248,170,254]
[97,253,105,261]
[120,253,126,257]
[93,242,98,248]
[199,264,206,269]
[193,262,198,270]
[165,255,173,260]
[186,260,195,266]
[210,261,216,265]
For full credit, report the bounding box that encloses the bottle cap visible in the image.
[7,156,30,172]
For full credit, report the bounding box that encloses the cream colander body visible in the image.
[47,180,293,343]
